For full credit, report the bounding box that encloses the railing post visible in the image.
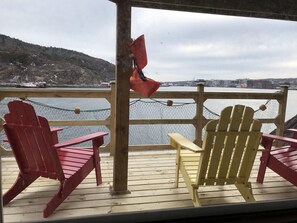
[275,85,288,137]
[109,81,116,156]
[195,83,205,147]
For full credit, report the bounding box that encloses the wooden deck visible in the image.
[2,150,297,223]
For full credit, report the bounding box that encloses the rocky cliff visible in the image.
[0,34,115,86]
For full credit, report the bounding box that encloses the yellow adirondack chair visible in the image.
[168,105,262,206]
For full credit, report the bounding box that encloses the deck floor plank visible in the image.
[2,150,297,222]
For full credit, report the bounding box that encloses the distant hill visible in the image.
[0,34,115,87]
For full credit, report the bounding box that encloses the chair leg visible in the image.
[43,179,79,218]
[43,181,69,218]
[44,158,96,217]
[3,173,39,205]
[174,156,180,188]
[235,182,255,202]
[192,187,201,207]
[257,156,268,183]
[94,157,102,186]
[93,147,102,186]
[183,175,201,207]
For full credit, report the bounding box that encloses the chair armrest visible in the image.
[262,133,297,145]
[287,129,297,139]
[50,127,63,133]
[50,127,64,144]
[168,133,203,153]
[54,132,108,149]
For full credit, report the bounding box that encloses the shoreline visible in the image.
[0,83,296,90]
[0,83,110,88]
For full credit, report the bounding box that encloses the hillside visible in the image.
[0,34,115,87]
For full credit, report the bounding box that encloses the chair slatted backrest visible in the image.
[3,101,64,180]
[196,105,262,186]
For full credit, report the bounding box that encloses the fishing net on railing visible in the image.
[129,98,278,144]
[0,97,111,150]
[0,97,279,149]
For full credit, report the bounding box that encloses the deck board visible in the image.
[2,150,297,222]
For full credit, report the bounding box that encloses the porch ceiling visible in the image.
[110,0,297,21]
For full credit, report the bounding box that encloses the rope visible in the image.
[204,106,220,117]
[25,98,272,115]
[139,98,195,107]
[25,99,110,113]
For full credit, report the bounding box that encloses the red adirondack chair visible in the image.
[257,129,297,186]
[2,100,108,217]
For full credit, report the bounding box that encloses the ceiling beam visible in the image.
[111,0,297,21]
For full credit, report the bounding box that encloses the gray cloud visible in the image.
[1,1,297,81]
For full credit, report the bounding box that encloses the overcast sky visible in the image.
[1,0,297,82]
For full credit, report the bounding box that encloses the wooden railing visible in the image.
[129,84,288,151]
[0,83,288,156]
[0,87,113,156]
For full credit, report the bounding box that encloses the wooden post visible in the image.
[195,83,205,147]
[275,85,288,137]
[110,0,131,194]
[109,81,116,156]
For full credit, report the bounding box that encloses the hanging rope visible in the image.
[25,99,110,113]
[24,98,272,115]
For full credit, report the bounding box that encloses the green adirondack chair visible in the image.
[168,105,262,206]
